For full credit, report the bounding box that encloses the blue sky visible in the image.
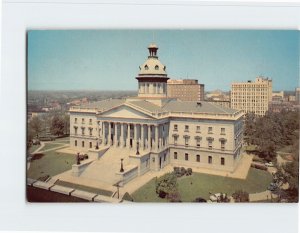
[27,30,299,91]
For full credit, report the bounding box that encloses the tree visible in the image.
[28,116,43,138]
[155,172,178,199]
[50,115,65,136]
[232,190,249,202]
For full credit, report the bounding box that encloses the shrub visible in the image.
[180,167,186,176]
[232,190,249,202]
[155,172,178,199]
[187,168,193,176]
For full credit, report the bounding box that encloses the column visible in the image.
[120,123,124,147]
[134,124,138,151]
[141,124,144,150]
[107,122,111,145]
[155,125,159,150]
[126,124,130,148]
[148,125,151,149]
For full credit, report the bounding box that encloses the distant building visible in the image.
[167,79,204,101]
[295,87,300,103]
[272,91,284,102]
[231,76,272,116]
[206,100,231,108]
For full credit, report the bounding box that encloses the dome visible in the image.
[139,57,167,75]
[138,43,167,76]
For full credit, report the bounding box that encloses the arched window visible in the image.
[155,65,159,70]
[144,65,149,70]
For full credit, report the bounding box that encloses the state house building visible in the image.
[69,44,244,184]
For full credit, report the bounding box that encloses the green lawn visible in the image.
[54,137,70,143]
[28,144,41,154]
[55,180,113,197]
[132,168,272,202]
[40,142,67,151]
[27,150,76,180]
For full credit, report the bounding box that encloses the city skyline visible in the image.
[27,30,299,91]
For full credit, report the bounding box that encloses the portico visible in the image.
[99,121,169,152]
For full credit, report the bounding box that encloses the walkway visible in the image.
[249,190,277,202]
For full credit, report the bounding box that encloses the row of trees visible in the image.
[244,110,299,160]
[244,109,299,202]
[28,111,70,142]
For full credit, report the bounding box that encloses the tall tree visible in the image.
[29,116,43,138]
[50,115,65,136]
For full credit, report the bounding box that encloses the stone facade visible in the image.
[69,43,244,181]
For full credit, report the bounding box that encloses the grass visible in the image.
[27,150,76,180]
[28,144,41,154]
[55,180,113,197]
[54,136,70,143]
[132,168,273,202]
[40,142,67,151]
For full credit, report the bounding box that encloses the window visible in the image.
[185,125,189,132]
[221,157,225,165]
[74,127,78,135]
[74,118,77,124]
[208,140,213,150]
[221,141,225,150]
[196,138,201,147]
[164,154,166,162]
[81,127,85,135]
[196,154,200,162]
[155,65,159,70]
[208,156,212,164]
[82,141,85,147]
[208,127,213,134]
[185,137,189,146]
[82,118,85,124]
[174,136,178,145]
[89,128,93,136]
[196,126,201,132]
[174,124,178,131]
[75,140,77,147]
[145,65,149,70]
[174,152,178,160]
[221,128,225,135]
[89,142,92,148]
[185,153,189,161]
[89,119,92,125]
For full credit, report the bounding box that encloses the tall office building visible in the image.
[231,76,272,116]
[167,79,205,101]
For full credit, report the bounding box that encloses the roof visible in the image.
[139,57,167,76]
[129,100,165,113]
[80,99,125,111]
[162,99,238,114]
[75,98,239,117]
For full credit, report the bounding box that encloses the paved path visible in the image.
[249,190,278,202]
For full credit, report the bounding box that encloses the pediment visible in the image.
[100,105,154,119]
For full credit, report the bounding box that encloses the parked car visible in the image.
[264,162,274,167]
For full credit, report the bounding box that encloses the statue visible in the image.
[136,141,140,155]
[120,158,124,173]
[76,152,80,165]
